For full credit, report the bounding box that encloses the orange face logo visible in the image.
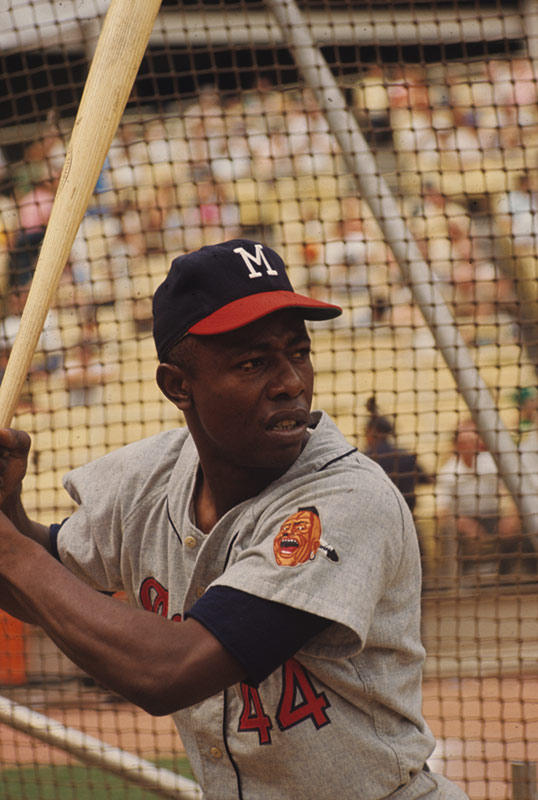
[273,508,321,566]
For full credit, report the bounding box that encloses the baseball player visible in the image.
[0,240,468,800]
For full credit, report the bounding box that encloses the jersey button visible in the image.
[195,586,205,598]
[184,536,197,549]
[210,746,223,759]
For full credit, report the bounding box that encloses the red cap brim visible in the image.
[188,290,342,335]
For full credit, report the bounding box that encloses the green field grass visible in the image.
[0,758,196,800]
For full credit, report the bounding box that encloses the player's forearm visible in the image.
[0,586,34,623]
[1,535,243,715]
[2,492,51,551]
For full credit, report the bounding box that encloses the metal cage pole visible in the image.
[512,761,538,800]
[0,696,202,799]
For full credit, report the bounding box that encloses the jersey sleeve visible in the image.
[55,430,186,592]
[208,457,420,660]
[185,585,331,686]
[54,453,132,591]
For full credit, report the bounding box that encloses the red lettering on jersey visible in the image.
[277,658,331,731]
[139,577,182,622]
[140,577,168,616]
[238,683,273,745]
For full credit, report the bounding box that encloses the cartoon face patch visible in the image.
[273,506,339,566]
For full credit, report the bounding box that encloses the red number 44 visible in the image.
[238,658,331,745]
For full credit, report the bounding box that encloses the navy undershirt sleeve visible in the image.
[185,585,332,686]
[49,521,67,561]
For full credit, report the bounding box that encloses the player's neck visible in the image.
[193,462,284,534]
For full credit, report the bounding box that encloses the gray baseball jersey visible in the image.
[57,411,465,800]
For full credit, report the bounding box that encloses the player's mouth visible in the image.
[266,409,309,435]
[272,419,300,431]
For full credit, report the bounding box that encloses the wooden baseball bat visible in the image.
[0,0,162,427]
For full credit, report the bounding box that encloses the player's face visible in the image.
[455,422,483,455]
[273,509,321,566]
[185,310,314,474]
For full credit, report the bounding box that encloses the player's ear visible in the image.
[156,363,193,410]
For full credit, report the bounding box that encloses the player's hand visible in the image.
[0,428,31,509]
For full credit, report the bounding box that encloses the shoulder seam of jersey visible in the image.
[317,447,358,472]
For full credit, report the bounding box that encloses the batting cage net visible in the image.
[1,0,537,797]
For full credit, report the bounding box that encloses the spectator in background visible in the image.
[511,58,538,140]
[389,66,437,194]
[486,59,535,149]
[515,389,538,509]
[435,418,534,577]
[210,94,252,184]
[287,89,339,177]
[62,321,119,408]
[364,397,433,568]
[433,107,482,171]
[356,293,392,328]
[305,216,369,298]
[8,171,57,289]
[406,182,472,284]
[495,171,538,256]
[0,191,18,297]
[180,178,241,252]
[0,286,63,394]
[0,147,8,195]
[364,397,433,516]
[354,65,392,147]
[184,85,227,182]
[446,64,499,151]
[511,386,538,439]
[10,113,64,205]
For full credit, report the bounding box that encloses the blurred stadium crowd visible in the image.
[0,53,537,582]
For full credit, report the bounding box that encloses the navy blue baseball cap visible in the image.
[153,239,342,361]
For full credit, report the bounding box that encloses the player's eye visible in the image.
[291,346,311,361]
[239,357,264,371]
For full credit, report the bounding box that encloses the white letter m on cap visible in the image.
[233,244,279,278]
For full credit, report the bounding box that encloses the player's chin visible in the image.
[257,428,308,469]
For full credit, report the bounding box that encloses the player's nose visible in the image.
[267,357,305,399]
